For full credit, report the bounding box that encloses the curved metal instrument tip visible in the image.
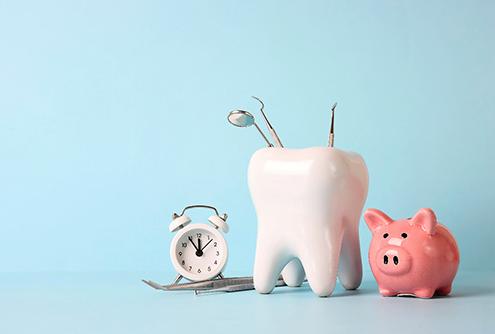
[251,96,265,111]
[251,95,284,147]
[142,279,163,290]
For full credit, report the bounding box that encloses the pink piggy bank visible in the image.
[364,208,459,298]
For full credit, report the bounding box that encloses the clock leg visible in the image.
[173,274,183,285]
[217,273,224,279]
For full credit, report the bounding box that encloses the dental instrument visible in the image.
[251,96,284,147]
[227,110,273,147]
[328,102,337,147]
[142,276,256,291]
[194,278,287,295]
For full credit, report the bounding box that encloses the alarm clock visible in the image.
[169,205,229,283]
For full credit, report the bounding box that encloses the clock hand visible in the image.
[195,237,203,257]
[188,236,200,252]
[200,239,213,251]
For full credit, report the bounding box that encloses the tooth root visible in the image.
[253,242,290,294]
[282,258,305,287]
[299,226,344,297]
[338,223,363,290]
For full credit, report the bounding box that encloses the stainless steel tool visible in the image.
[194,278,286,295]
[227,110,273,147]
[251,96,284,148]
[142,276,256,291]
[328,102,337,147]
[143,276,288,294]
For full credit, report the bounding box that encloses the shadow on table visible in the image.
[270,282,494,299]
[271,283,377,297]
[449,284,495,298]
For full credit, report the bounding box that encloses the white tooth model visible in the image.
[248,147,368,297]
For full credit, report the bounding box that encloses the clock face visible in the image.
[170,223,228,281]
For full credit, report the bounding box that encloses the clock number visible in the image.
[213,242,217,247]
[188,266,192,271]
[178,251,182,256]
[181,242,187,248]
[181,260,185,265]
[207,266,211,272]
[197,269,201,273]
[207,235,211,240]
[214,260,217,265]
[196,233,202,238]
[216,251,219,256]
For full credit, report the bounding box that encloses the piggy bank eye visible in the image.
[383,233,389,238]
[401,233,408,238]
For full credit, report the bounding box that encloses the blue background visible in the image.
[1,0,494,276]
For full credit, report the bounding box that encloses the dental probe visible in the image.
[328,102,337,147]
[251,96,284,147]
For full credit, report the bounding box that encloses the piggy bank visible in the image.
[364,208,459,298]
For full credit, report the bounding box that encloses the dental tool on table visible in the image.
[227,110,273,147]
[143,276,287,294]
[195,278,286,295]
[328,102,337,147]
[251,96,284,147]
[143,276,255,291]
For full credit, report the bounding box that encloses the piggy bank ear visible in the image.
[364,209,393,231]
[411,208,437,235]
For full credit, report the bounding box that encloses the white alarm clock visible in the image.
[169,205,229,283]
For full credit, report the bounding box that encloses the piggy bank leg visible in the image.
[436,285,452,296]
[281,258,305,287]
[337,221,363,290]
[379,287,397,297]
[414,288,435,298]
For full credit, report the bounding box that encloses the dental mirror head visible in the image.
[227,110,273,147]
[227,110,255,128]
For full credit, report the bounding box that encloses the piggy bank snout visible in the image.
[375,247,412,275]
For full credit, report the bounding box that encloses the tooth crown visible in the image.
[248,147,369,297]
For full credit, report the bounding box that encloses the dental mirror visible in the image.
[227,110,273,147]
